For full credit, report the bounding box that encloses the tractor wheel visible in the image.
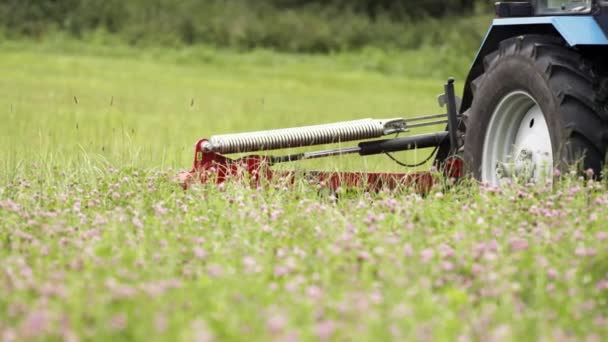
[463,35,608,184]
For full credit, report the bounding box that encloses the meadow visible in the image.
[1,40,607,341]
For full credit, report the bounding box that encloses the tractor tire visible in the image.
[463,35,608,184]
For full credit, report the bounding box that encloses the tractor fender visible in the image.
[461,16,608,113]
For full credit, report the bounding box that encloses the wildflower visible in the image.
[2,328,17,342]
[153,203,168,216]
[274,265,290,277]
[594,316,607,327]
[270,210,282,222]
[575,246,596,257]
[283,331,299,342]
[508,237,529,252]
[207,265,223,278]
[39,282,67,298]
[193,247,207,260]
[241,255,256,267]
[420,248,434,263]
[471,263,484,275]
[132,217,144,229]
[356,251,370,262]
[573,230,584,240]
[490,325,511,341]
[547,268,559,280]
[141,282,166,297]
[307,286,323,300]
[315,320,336,341]
[108,313,127,332]
[93,214,107,226]
[442,261,455,271]
[155,312,168,333]
[191,319,214,342]
[21,311,48,337]
[553,168,561,177]
[403,244,414,257]
[596,279,608,291]
[438,243,455,258]
[20,264,33,279]
[267,314,287,334]
[370,290,383,305]
[106,279,137,300]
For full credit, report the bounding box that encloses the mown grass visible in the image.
[1,41,607,341]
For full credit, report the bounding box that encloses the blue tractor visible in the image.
[457,0,608,184]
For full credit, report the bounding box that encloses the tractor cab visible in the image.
[536,0,593,14]
[496,0,595,17]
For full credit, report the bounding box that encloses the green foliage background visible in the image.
[0,0,492,53]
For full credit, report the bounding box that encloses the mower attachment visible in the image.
[179,79,464,193]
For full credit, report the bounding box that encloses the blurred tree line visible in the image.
[270,0,482,18]
[0,0,493,52]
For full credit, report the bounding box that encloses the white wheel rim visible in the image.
[481,91,553,185]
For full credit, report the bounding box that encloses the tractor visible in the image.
[180,0,608,191]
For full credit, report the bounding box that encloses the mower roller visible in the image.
[181,0,608,191]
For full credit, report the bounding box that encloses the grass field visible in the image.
[1,40,607,341]
[1,39,459,176]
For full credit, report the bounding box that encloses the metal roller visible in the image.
[203,118,406,154]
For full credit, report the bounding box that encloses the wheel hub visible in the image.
[481,91,553,185]
[495,149,535,181]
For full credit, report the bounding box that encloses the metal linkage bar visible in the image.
[359,132,449,156]
[444,78,460,154]
[407,120,449,129]
[269,132,449,164]
[269,147,361,164]
[404,113,448,122]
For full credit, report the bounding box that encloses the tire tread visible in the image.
[464,34,608,178]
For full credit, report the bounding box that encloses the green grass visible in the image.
[0,39,461,179]
[1,40,607,341]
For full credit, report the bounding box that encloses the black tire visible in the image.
[463,34,608,180]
